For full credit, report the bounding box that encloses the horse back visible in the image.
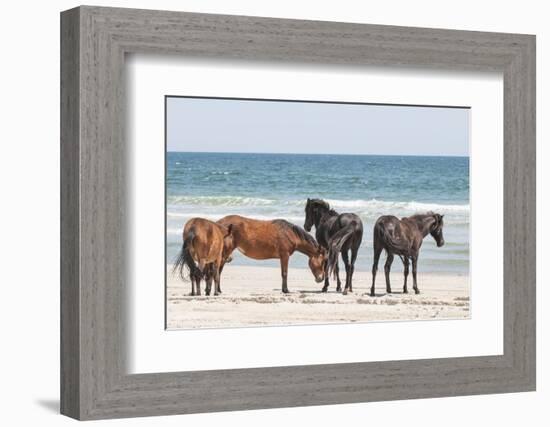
[184,217,225,263]
[217,214,247,229]
[373,215,421,255]
[217,215,286,259]
[337,212,363,231]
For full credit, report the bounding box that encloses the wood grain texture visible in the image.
[60,6,536,420]
[60,7,80,419]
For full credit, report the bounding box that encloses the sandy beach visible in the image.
[167,265,470,330]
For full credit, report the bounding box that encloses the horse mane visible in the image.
[309,198,338,217]
[309,198,330,209]
[273,219,319,248]
[407,211,442,230]
[407,211,431,220]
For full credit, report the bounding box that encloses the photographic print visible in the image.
[166,96,470,330]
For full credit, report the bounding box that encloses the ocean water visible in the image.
[166,152,469,274]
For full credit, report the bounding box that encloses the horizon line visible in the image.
[166,151,469,158]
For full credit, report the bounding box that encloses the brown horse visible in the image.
[217,215,327,293]
[173,217,235,296]
[371,212,445,296]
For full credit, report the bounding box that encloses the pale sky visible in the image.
[166,96,469,156]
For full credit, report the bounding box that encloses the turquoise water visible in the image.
[167,152,469,274]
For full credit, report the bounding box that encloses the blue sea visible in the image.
[166,152,469,274]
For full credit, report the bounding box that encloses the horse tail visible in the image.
[172,227,200,281]
[373,220,407,254]
[327,222,360,278]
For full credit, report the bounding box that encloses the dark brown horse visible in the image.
[217,215,327,293]
[304,199,363,294]
[173,218,235,296]
[370,212,445,296]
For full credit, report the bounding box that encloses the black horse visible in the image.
[370,212,445,296]
[304,198,363,294]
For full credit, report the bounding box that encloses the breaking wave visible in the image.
[168,195,468,214]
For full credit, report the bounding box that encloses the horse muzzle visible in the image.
[437,240,445,247]
[315,276,324,283]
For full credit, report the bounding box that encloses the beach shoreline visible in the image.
[167,264,470,330]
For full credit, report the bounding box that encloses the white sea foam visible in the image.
[324,199,469,213]
[167,212,304,222]
[167,195,468,212]
[167,228,183,235]
[167,195,276,206]
[165,197,469,233]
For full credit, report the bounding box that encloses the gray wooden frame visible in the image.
[60,5,536,420]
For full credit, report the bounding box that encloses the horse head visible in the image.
[429,213,445,247]
[222,224,236,263]
[308,246,327,283]
[304,198,330,232]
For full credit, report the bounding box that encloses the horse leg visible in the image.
[322,261,330,293]
[403,257,410,294]
[412,256,420,294]
[341,250,351,295]
[191,268,201,296]
[349,245,358,293]
[213,263,222,296]
[280,253,290,294]
[190,273,196,296]
[384,253,394,294]
[321,251,338,293]
[195,274,202,296]
[204,265,212,296]
[371,246,382,297]
[217,262,225,294]
[194,260,205,296]
[335,262,342,292]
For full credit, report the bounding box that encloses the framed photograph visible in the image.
[164,96,472,330]
[61,6,536,420]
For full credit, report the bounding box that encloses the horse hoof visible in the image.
[336,287,342,293]
[321,287,328,293]
[415,290,420,295]
[282,289,290,294]
[342,290,348,295]
[370,291,375,297]
[403,289,408,294]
